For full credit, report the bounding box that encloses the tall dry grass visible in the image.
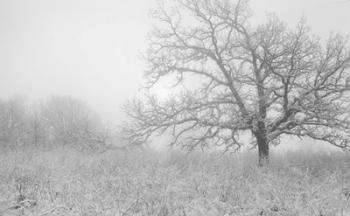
[0,146,349,216]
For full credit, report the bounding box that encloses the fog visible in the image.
[0,0,155,124]
[0,0,349,125]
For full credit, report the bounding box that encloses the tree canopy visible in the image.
[123,0,350,165]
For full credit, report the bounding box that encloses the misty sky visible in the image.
[0,0,349,124]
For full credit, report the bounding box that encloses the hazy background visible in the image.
[0,0,349,126]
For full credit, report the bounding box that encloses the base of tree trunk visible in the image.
[257,135,269,167]
[258,153,269,167]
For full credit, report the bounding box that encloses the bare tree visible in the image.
[123,0,350,165]
[41,96,108,150]
[0,96,28,149]
[25,103,49,148]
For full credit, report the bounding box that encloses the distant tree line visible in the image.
[0,95,115,152]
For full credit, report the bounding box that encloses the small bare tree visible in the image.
[41,96,108,150]
[123,0,350,165]
[0,96,28,149]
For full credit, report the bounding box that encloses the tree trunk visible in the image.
[255,121,269,166]
[257,133,269,166]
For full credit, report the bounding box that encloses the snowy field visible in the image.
[0,146,349,216]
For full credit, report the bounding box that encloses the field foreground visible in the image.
[0,147,350,216]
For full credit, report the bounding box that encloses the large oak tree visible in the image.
[123,0,350,165]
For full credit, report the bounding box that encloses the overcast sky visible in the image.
[0,0,349,124]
